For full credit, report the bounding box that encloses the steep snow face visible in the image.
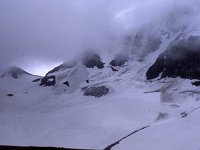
[39,52,107,95]
[55,63,89,95]
[39,62,90,95]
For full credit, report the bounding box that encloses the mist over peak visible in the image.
[1,0,200,75]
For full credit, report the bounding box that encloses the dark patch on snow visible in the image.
[7,94,14,97]
[180,106,200,118]
[40,76,56,86]
[63,81,70,87]
[82,52,104,69]
[155,112,169,121]
[82,85,109,97]
[110,66,118,72]
[104,125,150,150]
[192,81,200,86]
[181,112,188,118]
[147,36,200,80]
[86,80,89,83]
[32,78,41,82]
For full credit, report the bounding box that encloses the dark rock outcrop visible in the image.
[40,76,56,86]
[82,85,109,97]
[63,81,70,87]
[109,54,129,67]
[192,81,200,86]
[82,52,104,69]
[7,94,14,97]
[146,36,200,80]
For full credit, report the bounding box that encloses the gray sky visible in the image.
[0,0,200,75]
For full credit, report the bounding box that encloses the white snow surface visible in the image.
[1,33,200,149]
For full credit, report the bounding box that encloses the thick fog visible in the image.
[1,0,200,75]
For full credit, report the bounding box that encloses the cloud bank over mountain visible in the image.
[0,0,200,75]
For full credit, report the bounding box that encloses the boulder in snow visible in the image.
[82,85,109,97]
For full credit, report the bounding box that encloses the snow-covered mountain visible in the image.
[1,29,200,150]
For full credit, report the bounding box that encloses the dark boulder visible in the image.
[40,76,56,86]
[82,52,104,69]
[82,85,109,97]
[7,94,14,97]
[63,81,70,87]
[192,81,200,86]
[146,36,200,80]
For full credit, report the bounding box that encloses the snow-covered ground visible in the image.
[0,57,200,150]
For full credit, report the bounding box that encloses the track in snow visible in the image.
[104,125,150,150]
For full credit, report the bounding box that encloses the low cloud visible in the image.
[0,0,200,75]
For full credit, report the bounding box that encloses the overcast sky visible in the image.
[0,0,200,75]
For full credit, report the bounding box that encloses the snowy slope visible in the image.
[1,30,200,150]
[0,65,161,149]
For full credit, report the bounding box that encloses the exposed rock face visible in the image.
[192,81,200,86]
[109,54,129,67]
[82,85,109,97]
[146,36,200,80]
[40,76,56,86]
[82,52,104,69]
